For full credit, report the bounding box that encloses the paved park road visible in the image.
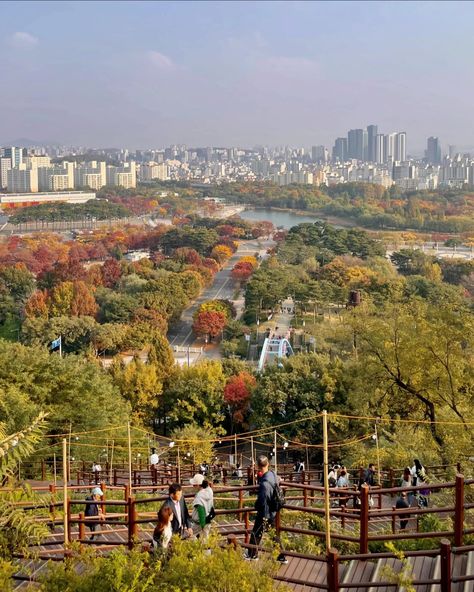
[167,238,273,355]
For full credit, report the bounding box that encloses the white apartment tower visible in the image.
[74,161,107,189]
[0,157,12,189]
[106,162,136,188]
[139,162,169,181]
[7,164,39,193]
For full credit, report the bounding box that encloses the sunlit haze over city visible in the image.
[2,0,474,151]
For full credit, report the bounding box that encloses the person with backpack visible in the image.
[84,487,105,540]
[244,455,287,563]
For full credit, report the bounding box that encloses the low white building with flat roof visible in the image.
[0,191,96,207]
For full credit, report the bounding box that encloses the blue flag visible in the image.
[51,337,61,351]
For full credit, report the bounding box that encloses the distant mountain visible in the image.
[1,138,61,147]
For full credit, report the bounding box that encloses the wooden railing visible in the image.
[10,472,474,590]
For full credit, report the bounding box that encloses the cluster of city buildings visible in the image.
[0,148,137,193]
[1,129,474,202]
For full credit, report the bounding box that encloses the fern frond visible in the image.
[0,413,48,481]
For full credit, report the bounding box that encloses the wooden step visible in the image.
[463,551,474,592]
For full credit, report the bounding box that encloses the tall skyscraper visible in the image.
[367,125,378,162]
[347,129,368,160]
[311,145,326,162]
[384,133,397,163]
[394,132,407,162]
[426,137,442,164]
[375,134,385,164]
[332,137,347,162]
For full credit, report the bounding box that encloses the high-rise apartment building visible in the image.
[7,164,38,192]
[367,125,378,162]
[332,138,347,162]
[106,162,136,188]
[74,161,107,189]
[311,145,327,163]
[38,162,74,191]
[2,147,24,167]
[24,155,51,168]
[139,162,169,181]
[426,137,442,164]
[347,129,368,160]
[0,157,12,189]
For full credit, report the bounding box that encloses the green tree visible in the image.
[348,300,474,459]
[164,360,226,429]
[251,353,348,443]
[0,341,130,436]
[170,424,217,465]
[110,357,162,426]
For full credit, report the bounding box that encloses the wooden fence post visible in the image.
[66,499,71,544]
[49,483,57,522]
[327,548,340,592]
[359,484,369,554]
[303,487,308,508]
[440,539,452,592]
[127,497,137,550]
[454,474,464,547]
[100,482,107,517]
[238,489,244,522]
[391,506,396,533]
[78,512,85,541]
[113,469,117,487]
[244,512,250,544]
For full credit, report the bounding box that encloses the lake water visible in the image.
[238,208,323,229]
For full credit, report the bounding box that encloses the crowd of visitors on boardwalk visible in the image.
[324,459,430,519]
[83,452,430,553]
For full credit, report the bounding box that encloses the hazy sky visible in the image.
[2,1,474,152]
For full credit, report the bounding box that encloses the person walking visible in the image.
[336,468,350,508]
[84,487,105,540]
[149,448,159,469]
[244,455,287,563]
[153,505,173,550]
[411,459,429,507]
[400,467,414,506]
[159,483,193,539]
[191,479,215,541]
[396,492,410,530]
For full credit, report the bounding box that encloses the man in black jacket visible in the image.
[159,483,193,538]
[245,456,287,563]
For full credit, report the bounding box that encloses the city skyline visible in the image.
[2,1,474,150]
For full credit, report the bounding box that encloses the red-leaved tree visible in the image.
[192,310,227,340]
[224,372,256,427]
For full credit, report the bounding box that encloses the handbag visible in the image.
[205,507,216,524]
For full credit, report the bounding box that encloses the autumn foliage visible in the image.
[224,372,256,426]
[192,310,227,339]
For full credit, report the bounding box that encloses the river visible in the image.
[238,208,324,229]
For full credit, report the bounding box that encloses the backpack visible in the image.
[84,496,96,518]
[270,477,285,512]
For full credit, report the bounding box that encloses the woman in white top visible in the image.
[153,505,173,550]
